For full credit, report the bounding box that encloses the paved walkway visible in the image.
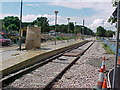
[0,40,73,61]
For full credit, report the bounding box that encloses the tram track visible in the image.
[1,40,95,89]
[44,41,95,89]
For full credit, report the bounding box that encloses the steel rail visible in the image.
[43,41,95,89]
[1,41,90,88]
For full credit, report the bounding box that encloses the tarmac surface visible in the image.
[0,40,74,61]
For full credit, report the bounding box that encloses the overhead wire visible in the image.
[23,1,112,27]
[23,3,58,26]
[79,0,91,22]
[23,3,51,26]
[23,4,46,15]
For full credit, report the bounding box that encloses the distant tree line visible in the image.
[96,26,115,37]
[2,16,94,36]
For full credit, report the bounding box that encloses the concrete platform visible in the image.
[0,40,89,76]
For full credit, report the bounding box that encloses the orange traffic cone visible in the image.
[101,56,107,72]
[102,78,107,90]
[97,68,104,89]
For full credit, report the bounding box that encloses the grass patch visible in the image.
[55,37,77,40]
[96,37,100,40]
[102,43,115,54]
[96,37,102,41]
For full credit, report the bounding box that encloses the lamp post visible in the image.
[82,19,84,40]
[19,0,23,50]
[67,18,70,42]
[54,11,59,45]
[74,22,76,37]
[74,22,77,40]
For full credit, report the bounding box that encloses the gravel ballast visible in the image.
[8,41,93,88]
[53,41,115,88]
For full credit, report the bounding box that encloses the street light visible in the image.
[67,18,70,42]
[54,11,59,45]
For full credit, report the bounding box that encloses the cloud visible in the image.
[47,1,115,24]
[47,1,115,18]
[89,19,104,30]
[89,18,116,31]
[25,4,40,6]
[0,13,66,25]
[0,13,18,19]
[47,1,113,10]
[0,13,116,31]
[1,0,112,2]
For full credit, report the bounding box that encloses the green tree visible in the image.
[49,24,68,33]
[74,25,82,34]
[96,26,106,37]
[49,25,55,31]
[108,16,117,24]
[69,22,74,33]
[22,22,33,28]
[108,1,118,24]
[7,24,17,31]
[59,24,67,33]
[33,17,49,32]
[49,24,94,35]
[2,16,20,31]
[56,24,67,33]
[106,30,115,37]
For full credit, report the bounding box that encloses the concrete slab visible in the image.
[63,49,84,57]
[63,52,80,57]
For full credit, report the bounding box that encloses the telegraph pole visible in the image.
[74,22,76,40]
[74,22,76,33]
[82,19,84,40]
[67,18,70,42]
[19,0,23,50]
[54,11,59,45]
[112,1,120,89]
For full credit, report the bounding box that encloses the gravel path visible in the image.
[8,41,93,88]
[53,41,115,88]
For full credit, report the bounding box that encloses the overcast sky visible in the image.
[0,0,117,32]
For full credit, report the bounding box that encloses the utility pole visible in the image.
[54,11,59,45]
[82,19,84,40]
[112,1,120,89]
[74,22,76,33]
[19,0,23,50]
[74,22,76,40]
[67,18,70,42]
